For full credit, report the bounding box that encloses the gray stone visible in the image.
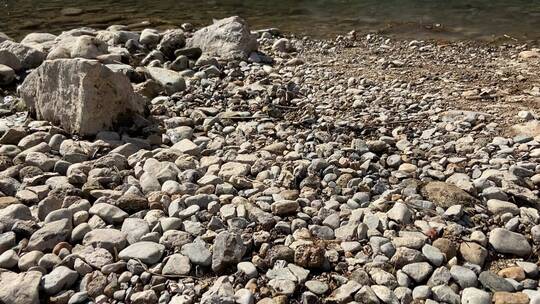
[237,261,258,279]
[479,271,515,292]
[145,67,186,94]
[326,281,361,303]
[0,249,18,268]
[200,276,235,304]
[0,64,15,85]
[187,16,257,60]
[121,218,150,244]
[489,228,532,257]
[212,231,246,272]
[20,58,143,135]
[82,228,127,253]
[371,285,398,304]
[450,265,477,288]
[119,242,165,264]
[431,285,460,304]
[305,280,328,295]
[387,202,412,224]
[27,219,71,251]
[162,254,191,275]
[0,40,45,69]
[88,203,128,224]
[402,262,433,283]
[180,238,212,266]
[41,266,78,295]
[422,244,445,266]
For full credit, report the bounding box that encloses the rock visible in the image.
[432,285,460,304]
[511,120,540,138]
[294,244,325,268]
[422,244,445,266]
[492,292,529,304]
[479,271,515,292]
[460,241,487,266]
[305,280,328,295]
[78,246,113,269]
[420,181,476,208]
[371,285,398,304]
[387,202,412,224]
[200,277,235,303]
[0,64,15,85]
[450,265,477,288]
[516,261,538,278]
[145,67,186,94]
[238,261,258,279]
[131,290,158,304]
[82,228,127,253]
[162,254,191,275]
[88,203,128,224]
[489,228,532,257]
[212,231,246,272]
[41,266,78,295]
[498,267,526,281]
[27,219,71,251]
[432,237,457,260]
[121,218,150,244]
[0,271,42,304]
[271,200,299,215]
[157,29,186,59]
[402,262,433,283]
[20,58,143,135]
[180,239,212,266]
[187,16,257,60]
[219,162,250,179]
[0,232,16,254]
[0,249,18,268]
[119,242,165,264]
[487,199,519,215]
[461,287,491,304]
[0,40,45,69]
[0,32,10,43]
[139,29,160,46]
[326,280,361,303]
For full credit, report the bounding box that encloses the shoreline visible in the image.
[1,16,540,304]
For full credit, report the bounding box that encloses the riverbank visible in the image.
[1,17,540,304]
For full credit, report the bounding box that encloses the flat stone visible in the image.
[118,242,165,265]
[489,228,532,257]
[41,266,78,295]
[27,219,71,251]
[82,228,127,253]
[326,280,361,303]
[420,181,476,208]
[479,271,515,292]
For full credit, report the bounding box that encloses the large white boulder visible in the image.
[187,16,257,60]
[20,58,144,135]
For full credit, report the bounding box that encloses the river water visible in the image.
[1,0,540,41]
